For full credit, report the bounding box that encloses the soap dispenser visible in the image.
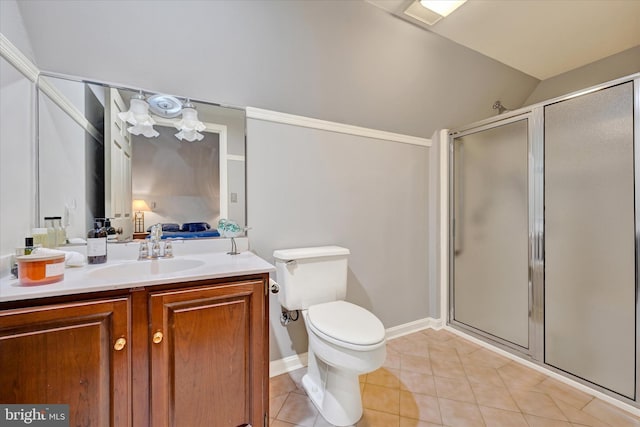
[87,220,107,264]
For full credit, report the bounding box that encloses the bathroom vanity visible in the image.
[0,247,273,427]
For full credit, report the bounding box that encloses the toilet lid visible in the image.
[307,301,385,346]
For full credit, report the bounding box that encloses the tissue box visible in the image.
[17,253,65,286]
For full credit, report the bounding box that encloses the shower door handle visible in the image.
[454,141,464,255]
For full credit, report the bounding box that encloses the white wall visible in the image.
[247,117,431,361]
[0,57,35,260]
[0,0,37,265]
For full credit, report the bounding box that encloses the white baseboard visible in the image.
[269,317,441,377]
[385,317,442,340]
[269,352,308,378]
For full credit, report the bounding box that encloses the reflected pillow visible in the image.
[182,222,211,232]
[146,223,181,232]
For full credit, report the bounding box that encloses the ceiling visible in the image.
[367,0,640,80]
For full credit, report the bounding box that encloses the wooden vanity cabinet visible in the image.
[0,297,132,427]
[149,278,267,427]
[0,273,269,427]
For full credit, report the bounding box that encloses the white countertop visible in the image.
[0,241,274,303]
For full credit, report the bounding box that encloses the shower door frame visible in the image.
[447,110,544,361]
[446,73,640,407]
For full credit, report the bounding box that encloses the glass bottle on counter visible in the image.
[44,217,57,248]
[87,220,107,264]
[104,218,117,242]
[53,216,66,246]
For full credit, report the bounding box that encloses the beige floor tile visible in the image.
[271,372,300,398]
[389,336,423,354]
[479,405,528,427]
[582,399,640,427]
[470,383,519,412]
[421,328,457,342]
[401,354,433,375]
[270,328,640,427]
[438,397,485,427]
[430,358,467,379]
[428,346,460,364]
[553,399,611,427]
[362,383,400,415]
[434,376,476,403]
[400,391,442,424]
[461,348,511,369]
[366,367,401,389]
[399,417,444,427]
[497,362,547,391]
[356,409,400,427]
[399,370,437,396]
[464,363,506,388]
[533,377,594,410]
[511,389,567,421]
[277,393,319,427]
[383,348,402,370]
[523,414,573,427]
[270,393,289,418]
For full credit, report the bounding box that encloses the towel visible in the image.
[32,248,87,267]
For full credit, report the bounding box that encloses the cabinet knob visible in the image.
[153,331,164,344]
[114,337,127,351]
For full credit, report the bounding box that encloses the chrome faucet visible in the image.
[138,224,173,260]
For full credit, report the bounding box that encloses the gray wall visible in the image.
[247,118,430,361]
[523,46,640,106]
[14,0,539,138]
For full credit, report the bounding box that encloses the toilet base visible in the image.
[302,365,363,426]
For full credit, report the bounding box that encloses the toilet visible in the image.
[273,246,386,426]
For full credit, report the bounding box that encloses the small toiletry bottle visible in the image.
[32,228,48,248]
[53,216,66,245]
[104,218,117,242]
[44,216,57,248]
[87,221,107,264]
[24,237,34,255]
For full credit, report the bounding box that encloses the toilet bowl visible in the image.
[273,246,387,426]
[302,301,386,426]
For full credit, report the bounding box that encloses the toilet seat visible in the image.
[306,300,385,351]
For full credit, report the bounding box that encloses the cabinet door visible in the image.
[149,279,267,427]
[0,297,131,427]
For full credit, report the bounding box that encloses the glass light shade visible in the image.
[419,0,466,17]
[128,123,159,137]
[174,107,205,142]
[118,97,159,137]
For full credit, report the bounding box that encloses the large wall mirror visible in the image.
[37,73,246,243]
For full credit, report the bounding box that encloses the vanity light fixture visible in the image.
[174,100,206,142]
[132,199,151,233]
[118,92,159,137]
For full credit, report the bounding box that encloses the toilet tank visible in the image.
[273,246,350,311]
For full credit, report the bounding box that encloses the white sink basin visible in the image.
[88,258,205,280]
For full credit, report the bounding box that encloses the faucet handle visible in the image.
[164,240,173,258]
[138,241,149,260]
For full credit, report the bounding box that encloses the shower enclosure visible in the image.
[449,74,639,405]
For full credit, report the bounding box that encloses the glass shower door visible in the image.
[451,118,530,349]
[545,82,636,399]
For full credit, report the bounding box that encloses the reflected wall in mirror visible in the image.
[37,74,246,243]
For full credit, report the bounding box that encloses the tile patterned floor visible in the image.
[269,328,640,427]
